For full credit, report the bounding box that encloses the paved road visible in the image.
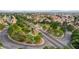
[27,21,73,48]
[0,28,28,49]
[38,29,72,48]
[0,28,53,49]
[60,31,72,45]
[39,30,62,48]
[0,28,72,49]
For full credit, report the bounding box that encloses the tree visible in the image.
[48,21,64,37]
[71,29,79,49]
[67,24,75,32]
[50,21,60,29]
[8,15,42,44]
[26,33,41,44]
[8,24,22,36]
[62,21,67,31]
[34,34,41,43]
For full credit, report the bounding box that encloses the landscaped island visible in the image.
[8,15,44,46]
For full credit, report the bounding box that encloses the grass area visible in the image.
[40,21,64,37]
[0,41,3,48]
[50,29,64,37]
[8,24,42,44]
[43,46,55,49]
[0,24,5,31]
[8,15,42,44]
[40,23,50,30]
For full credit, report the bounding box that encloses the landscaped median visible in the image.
[8,34,45,46]
[39,21,65,39]
[47,31,64,39]
[7,23,45,46]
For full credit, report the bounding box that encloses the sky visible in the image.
[0,0,79,11]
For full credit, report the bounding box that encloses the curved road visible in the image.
[0,28,51,49]
[0,27,72,49]
[0,28,29,49]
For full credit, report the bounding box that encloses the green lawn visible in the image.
[0,41,3,48]
[0,24,5,31]
[8,15,42,44]
[50,22,64,37]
